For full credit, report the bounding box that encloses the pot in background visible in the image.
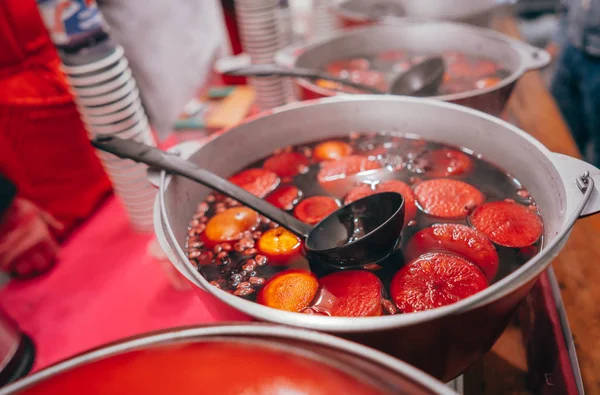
[153,96,600,381]
[0,324,456,395]
[332,0,500,28]
[275,22,550,116]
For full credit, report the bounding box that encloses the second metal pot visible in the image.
[275,21,550,116]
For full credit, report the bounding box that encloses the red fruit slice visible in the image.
[469,200,543,248]
[263,152,309,178]
[257,228,302,262]
[344,180,417,226]
[204,207,260,244]
[293,196,339,225]
[317,155,381,183]
[318,270,383,317]
[405,224,499,281]
[314,140,353,161]
[414,179,485,219]
[390,252,488,313]
[229,168,279,198]
[417,149,472,177]
[266,185,302,210]
[257,269,318,312]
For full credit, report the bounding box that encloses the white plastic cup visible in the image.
[68,58,130,87]
[113,117,153,140]
[84,99,142,125]
[115,189,156,203]
[78,91,141,116]
[86,109,146,134]
[72,68,133,98]
[75,78,137,107]
[124,204,155,217]
[61,46,125,75]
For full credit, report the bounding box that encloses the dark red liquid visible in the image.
[317,51,510,95]
[186,133,542,316]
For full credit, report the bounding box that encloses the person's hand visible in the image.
[0,199,60,279]
[546,42,560,59]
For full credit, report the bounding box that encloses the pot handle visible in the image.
[551,153,600,218]
[511,38,551,71]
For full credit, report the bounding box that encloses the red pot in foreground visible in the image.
[0,324,455,395]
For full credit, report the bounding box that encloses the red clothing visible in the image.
[0,0,111,240]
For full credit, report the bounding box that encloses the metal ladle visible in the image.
[92,135,405,268]
[223,57,446,97]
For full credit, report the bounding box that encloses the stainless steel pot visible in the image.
[0,309,34,386]
[0,324,456,394]
[154,96,600,381]
[332,0,501,28]
[275,21,550,116]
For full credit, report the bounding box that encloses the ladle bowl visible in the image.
[306,192,404,269]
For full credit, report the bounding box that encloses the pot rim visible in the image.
[331,0,499,24]
[277,21,549,102]
[0,323,457,395]
[156,96,591,333]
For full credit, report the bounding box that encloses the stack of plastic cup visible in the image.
[60,45,156,232]
[234,0,288,110]
[308,0,341,41]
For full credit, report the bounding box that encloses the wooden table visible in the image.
[469,11,600,394]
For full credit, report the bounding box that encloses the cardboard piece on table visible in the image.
[205,86,255,131]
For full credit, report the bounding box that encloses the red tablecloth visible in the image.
[0,196,250,371]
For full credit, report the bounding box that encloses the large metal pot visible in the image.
[275,22,550,116]
[154,96,600,381]
[0,324,456,394]
[332,0,501,28]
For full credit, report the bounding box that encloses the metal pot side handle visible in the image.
[551,153,600,218]
[512,38,551,71]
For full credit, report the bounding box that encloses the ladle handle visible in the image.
[224,64,384,94]
[91,135,313,238]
